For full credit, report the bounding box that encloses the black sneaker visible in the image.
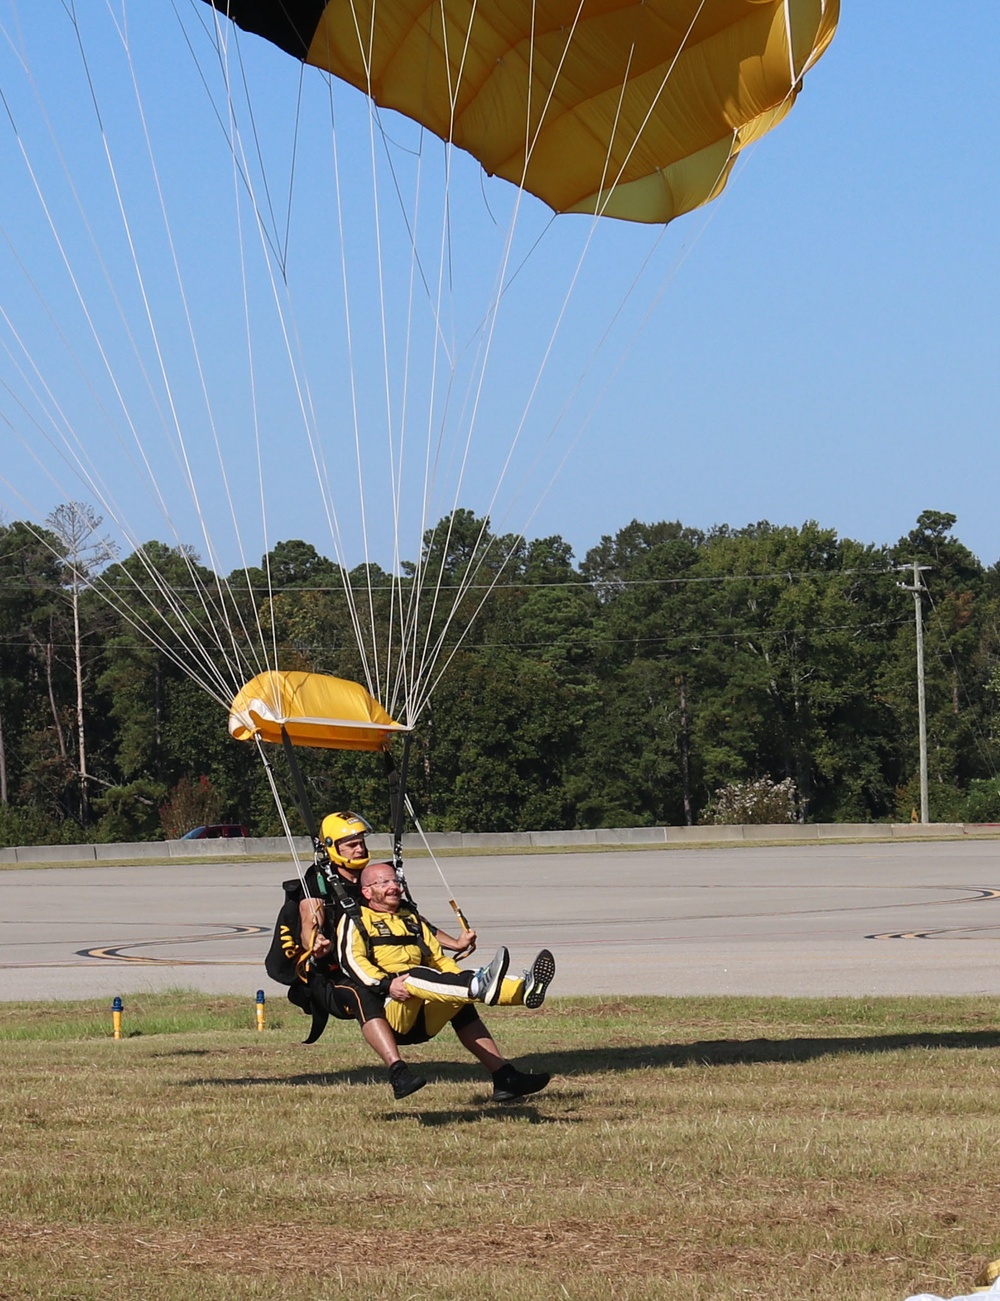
[522,949,556,1009]
[491,1063,551,1103]
[389,1061,427,1100]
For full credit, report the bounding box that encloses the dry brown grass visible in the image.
[2,993,999,1299]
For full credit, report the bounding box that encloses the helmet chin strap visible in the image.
[329,847,370,872]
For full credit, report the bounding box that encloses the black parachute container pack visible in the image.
[264,876,309,987]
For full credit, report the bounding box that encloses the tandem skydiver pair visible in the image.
[265,811,556,1101]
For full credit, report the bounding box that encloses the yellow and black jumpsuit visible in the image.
[337,903,527,1044]
[273,868,388,1030]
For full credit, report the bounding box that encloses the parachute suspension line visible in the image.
[61,6,263,697]
[202,0,291,279]
[514,237,671,531]
[262,70,384,707]
[324,92,382,698]
[0,23,192,535]
[238,20,301,278]
[87,7,229,577]
[203,5,332,689]
[783,0,796,86]
[353,104,473,722]
[396,0,486,714]
[507,0,814,552]
[470,137,792,673]
[174,0,285,270]
[0,29,181,497]
[683,0,818,224]
[0,9,261,700]
[387,191,558,716]
[525,52,806,549]
[402,0,593,722]
[167,13,291,702]
[386,130,429,721]
[168,4,280,686]
[456,46,641,534]
[403,795,472,940]
[333,0,478,720]
[781,0,832,88]
[355,8,488,724]
[85,563,247,711]
[205,13,383,701]
[486,100,677,549]
[593,1,709,219]
[222,30,283,684]
[272,21,382,705]
[205,0,332,702]
[396,0,491,723]
[400,0,549,717]
[344,0,395,707]
[112,5,287,694]
[205,12,286,681]
[0,290,141,516]
[373,3,487,716]
[0,325,249,705]
[354,2,475,716]
[362,109,437,718]
[313,69,382,702]
[393,63,465,718]
[385,732,412,873]
[407,533,526,723]
[408,2,722,721]
[10,513,241,711]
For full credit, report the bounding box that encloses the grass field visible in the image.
[2,992,999,1300]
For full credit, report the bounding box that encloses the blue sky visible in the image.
[1,2,998,576]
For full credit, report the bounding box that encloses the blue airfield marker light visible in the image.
[112,996,123,1040]
[255,990,266,1033]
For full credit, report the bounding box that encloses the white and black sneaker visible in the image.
[523,949,556,1009]
[469,947,509,1006]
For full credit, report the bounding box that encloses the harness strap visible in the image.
[361,904,434,965]
[280,726,319,843]
[365,931,434,964]
[314,863,384,964]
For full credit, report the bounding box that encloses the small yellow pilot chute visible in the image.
[228,671,409,752]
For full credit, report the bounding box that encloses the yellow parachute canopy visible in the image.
[228,671,409,752]
[202,0,838,224]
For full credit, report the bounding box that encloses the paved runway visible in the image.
[3,839,1000,1002]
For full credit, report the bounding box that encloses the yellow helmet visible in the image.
[320,811,372,870]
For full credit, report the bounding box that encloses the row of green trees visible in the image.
[2,505,999,845]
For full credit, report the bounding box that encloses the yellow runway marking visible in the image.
[79,924,266,964]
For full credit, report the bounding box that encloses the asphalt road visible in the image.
[3,839,1000,1003]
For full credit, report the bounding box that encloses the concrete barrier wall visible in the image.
[0,822,994,865]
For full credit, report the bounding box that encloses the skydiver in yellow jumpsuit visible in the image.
[336,862,556,1102]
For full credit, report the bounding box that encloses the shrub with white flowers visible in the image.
[705,776,798,825]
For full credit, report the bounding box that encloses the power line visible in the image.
[0,616,912,654]
[0,565,899,595]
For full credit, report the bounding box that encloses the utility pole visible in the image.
[896,562,931,824]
